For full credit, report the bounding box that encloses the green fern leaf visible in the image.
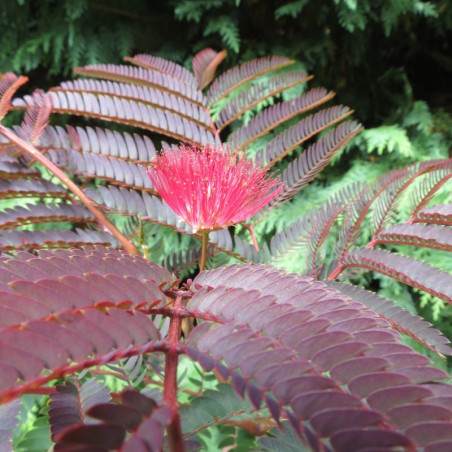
[358,125,413,157]
[275,0,309,19]
[204,16,240,53]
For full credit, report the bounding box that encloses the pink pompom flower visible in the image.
[147,144,283,233]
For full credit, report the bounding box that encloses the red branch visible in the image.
[0,340,168,404]
[163,293,186,452]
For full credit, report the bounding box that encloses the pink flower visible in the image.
[147,144,283,233]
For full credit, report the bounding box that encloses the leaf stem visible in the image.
[0,125,140,255]
[200,230,209,272]
[327,263,345,280]
[163,294,185,452]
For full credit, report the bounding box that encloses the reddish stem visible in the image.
[163,294,186,452]
[200,231,209,272]
[21,387,57,396]
[327,263,345,281]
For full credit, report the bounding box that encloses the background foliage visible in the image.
[2,0,451,120]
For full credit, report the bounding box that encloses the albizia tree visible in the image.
[0,49,451,451]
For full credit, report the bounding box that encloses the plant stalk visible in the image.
[199,230,209,272]
[327,263,345,280]
[0,125,140,255]
[182,230,209,337]
[163,294,185,452]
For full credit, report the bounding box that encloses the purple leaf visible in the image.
[405,422,452,446]
[330,429,414,452]
[247,382,262,409]
[312,341,370,369]
[367,385,434,412]
[121,390,157,415]
[0,399,20,448]
[207,55,294,105]
[55,424,125,449]
[291,390,361,419]
[87,404,143,430]
[231,372,246,398]
[329,356,390,383]
[414,203,452,226]
[386,403,452,429]
[272,375,336,404]
[49,379,110,440]
[255,361,313,388]
[310,408,383,437]
[192,48,227,89]
[341,248,452,303]
[328,281,452,357]
[348,371,411,397]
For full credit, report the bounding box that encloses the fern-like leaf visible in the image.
[73,63,205,106]
[180,383,265,443]
[228,88,335,150]
[0,228,121,252]
[262,121,362,216]
[413,203,452,226]
[334,167,412,263]
[0,152,41,179]
[85,186,185,230]
[373,223,452,252]
[207,55,295,106]
[46,145,155,192]
[0,247,169,402]
[0,203,96,230]
[233,235,262,263]
[305,202,346,278]
[15,90,215,144]
[215,70,311,131]
[338,248,452,303]
[265,191,351,266]
[0,73,28,120]
[19,90,52,144]
[256,106,354,166]
[370,160,452,238]
[125,53,198,87]
[265,217,310,264]
[163,244,216,274]
[49,379,110,440]
[53,78,212,130]
[327,281,452,357]
[408,166,452,220]
[33,124,157,165]
[54,390,171,451]
[0,178,67,199]
[192,48,227,90]
[186,264,452,450]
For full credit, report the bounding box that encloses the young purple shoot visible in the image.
[147,144,283,271]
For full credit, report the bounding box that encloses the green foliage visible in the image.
[275,0,310,19]
[174,0,225,23]
[203,16,240,53]
[12,396,52,452]
[358,125,412,157]
[258,422,302,451]
[180,383,268,450]
[0,0,135,77]
[355,101,452,161]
